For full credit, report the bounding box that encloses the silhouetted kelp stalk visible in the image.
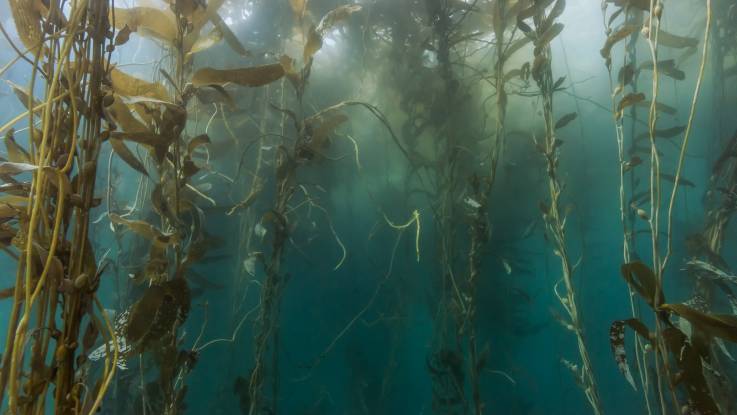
[0,0,119,412]
[518,1,603,413]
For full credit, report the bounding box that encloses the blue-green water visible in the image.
[0,0,736,414]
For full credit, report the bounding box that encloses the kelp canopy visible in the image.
[0,0,735,414]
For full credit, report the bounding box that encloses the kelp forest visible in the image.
[0,0,735,413]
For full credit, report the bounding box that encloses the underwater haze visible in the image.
[0,0,736,414]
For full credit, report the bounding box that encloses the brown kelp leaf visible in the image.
[4,130,32,164]
[304,4,362,62]
[601,25,637,63]
[618,63,636,86]
[657,30,698,49]
[7,81,41,112]
[111,7,178,44]
[109,213,178,247]
[316,4,362,34]
[544,0,566,29]
[617,92,645,118]
[639,59,685,81]
[305,112,349,148]
[211,13,249,56]
[126,284,166,343]
[0,162,38,175]
[191,63,285,87]
[516,0,554,21]
[114,24,132,46]
[554,112,577,130]
[109,138,149,177]
[621,261,664,308]
[186,26,223,57]
[661,303,737,343]
[109,67,171,102]
[610,319,650,390]
[110,131,173,155]
[303,25,323,62]
[534,22,564,51]
[194,84,236,109]
[106,96,149,133]
[503,36,532,60]
[8,0,43,54]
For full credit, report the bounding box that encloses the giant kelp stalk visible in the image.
[0,0,116,412]
[519,1,603,413]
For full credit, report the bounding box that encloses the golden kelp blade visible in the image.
[534,22,564,50]
[304,4,362,62]
[617,92,645,118]
[303,25,322,62]
[0,161,38,175]
[106,96,149,133]
[111,7,177,44]
[109,67,171,102]
[191,63,285,87]
[109,138,149,177]
[109,213,178,247]
[316,4,362,34]
[8,0,43,54]
[186,27,223,57]
[4,130,32,164]
[601,25,637,62]
[620,261,664,309]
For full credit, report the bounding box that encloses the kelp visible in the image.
[620,261,664,309]
[303,4,362,62]
[109,66,171,101]
[4,130,32,164]
[109,213,179,248]
[109,137,149,177]
[191,63,286,87]
[639,59,686,81]
[661,303,737,343]
[616,92,645,118]
[554,112,577,130]
[110,7,178,44]
[8,0,43,54]
[609,318,650,390]
[601,25,637,67]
